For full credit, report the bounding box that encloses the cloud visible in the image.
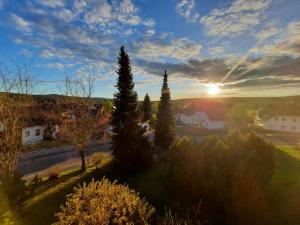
[53,8,75,22]
[20,49,32,57]
[135,54,300,91]
[37,0,65,8]
[83,0,153,27]
[40,62,74,70]
[41,50,54,58]
[201,0,272,37]
[134,38,202,62]
[143,29,156,37]
[252,20,300,57]
[6,0,158,69]
[84,0,113,24]
[176,0,200,22]
[10,13,32,33]
[208,46,225,55]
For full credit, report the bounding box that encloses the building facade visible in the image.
[176,112,226,130]
[262,116,300,133]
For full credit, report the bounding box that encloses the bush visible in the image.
[54,178,155,225]
[0,173,28,206]
[48,166,61,180]
[0,173,41,208]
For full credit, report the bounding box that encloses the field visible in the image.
[10,144,300,225]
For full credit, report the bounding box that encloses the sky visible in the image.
[0,0,300,100]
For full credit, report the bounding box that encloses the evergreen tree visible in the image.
[111,46,150,173]
[142,93,152,122]
[155,70,175,150]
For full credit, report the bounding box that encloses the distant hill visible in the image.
[172,96,300,118]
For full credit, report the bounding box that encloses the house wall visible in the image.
[177,112,226,130]
[262,116,300,133]
[22,126,45,145]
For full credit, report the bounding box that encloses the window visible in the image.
[282,117,285,121]
[275,117,278,121]
[25,131,30,137]
[35,129,41,136]
[281,125,285,130]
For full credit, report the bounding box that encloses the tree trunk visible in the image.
[80,151,86,172]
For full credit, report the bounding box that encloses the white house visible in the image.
[22,125,45,145]
[262,116,300,133]
[176,112,226,130]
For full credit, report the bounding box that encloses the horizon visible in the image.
[0,0,300,100]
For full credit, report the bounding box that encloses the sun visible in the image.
[206,83,221,95]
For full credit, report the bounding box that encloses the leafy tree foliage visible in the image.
[142,93,152,122]
[168,132,275,225]
[111,46,150,173]
[155,71,175,150]
[55,178,155,225]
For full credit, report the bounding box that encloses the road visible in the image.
[17,143,112,180]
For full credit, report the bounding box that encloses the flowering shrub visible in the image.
[54,178,155,225]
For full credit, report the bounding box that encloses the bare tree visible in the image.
[60,70,98,172]
[0,62,33,176]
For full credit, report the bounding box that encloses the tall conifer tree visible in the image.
[142,93,152,122]
[111,46,150,173]
[155,70,175,149]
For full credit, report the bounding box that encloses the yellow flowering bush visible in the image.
[54,178,155,225]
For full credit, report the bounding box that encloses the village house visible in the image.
[176,111,226,130]
[261,116,300,133]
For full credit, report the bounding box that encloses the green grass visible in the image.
[267,145,300,225]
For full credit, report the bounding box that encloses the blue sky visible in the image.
[0,0,300,99]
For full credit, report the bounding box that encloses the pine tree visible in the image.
[111,46,150,173]
[155,70,175,150]
[142,93,152,122]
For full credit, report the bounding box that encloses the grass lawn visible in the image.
[267,145,300,225]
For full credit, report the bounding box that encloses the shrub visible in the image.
[54,178,155,225]
[0,173,28,206]
[48,166,61,180]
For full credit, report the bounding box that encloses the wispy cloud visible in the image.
[134,38,202,62]
[201,0,272,37]
[10,13,32,33]
[176,0,200,22]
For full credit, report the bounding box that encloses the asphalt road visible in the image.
[17,143,112,180]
